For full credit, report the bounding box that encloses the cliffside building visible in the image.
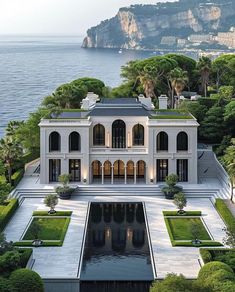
[39,94,199,185]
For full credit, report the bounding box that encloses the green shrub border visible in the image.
[0,199,18,231]
[163,211,202,216]
[11,169,24,187]
[164,216,222,247]
[200,248,235,264]
[33,211,72,216]
[14,217,70,247]
[215,199,235,230]
[17,248,33,267]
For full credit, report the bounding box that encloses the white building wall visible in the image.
[40,116,198,185]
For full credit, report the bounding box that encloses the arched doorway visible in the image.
[112,120,126,148]
[136,160,146,184]
[113,160,125,184]
[92,160,102,183]
[103,160,112,184]
[126,160,134,184]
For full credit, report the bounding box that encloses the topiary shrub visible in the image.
[0,251,21,276]
[150,273,194,292]
[198,261,234,281]
[0,277,13,292]
[200,249,212,264]
[215,250,235,272]
[10,268,44,292]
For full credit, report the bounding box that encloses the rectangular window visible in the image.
[49,159,61,182]
[177,159,188,182]
[69,159,81,182]
[157,159,168,182]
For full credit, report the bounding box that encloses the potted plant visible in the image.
[173,192,187,215]
[44,194,58,214]
[55,174,75,200]
[161,174,183,200]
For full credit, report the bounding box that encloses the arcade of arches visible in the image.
[91,160,146,184]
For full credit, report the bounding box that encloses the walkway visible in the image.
[4,196,226,279]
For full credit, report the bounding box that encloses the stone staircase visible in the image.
[10,184,228,203]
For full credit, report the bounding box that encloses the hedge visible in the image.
[164,217,222,247]
[0,199,18,231]
[14,241,62,247]
[163,211,202,216]
[33,211,72,216]
[200,249,213,263]
[14,217,70,247]
[17,248,33,268]
[215,199,235,230]
[11,169,24,187]
[173,241,223,247]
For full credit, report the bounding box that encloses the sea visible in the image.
[0,35,197,138]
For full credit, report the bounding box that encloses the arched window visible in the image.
[157,132,168,151]
[49,131,61,152]
[112,120,126,148]
[93,124,105,146]
[177,132,188,151]
[133,124,144,146]
[69,132,80,151]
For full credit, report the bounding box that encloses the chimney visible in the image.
[158,95,168,110]
[138,94,154,110]
[81,92,99,110]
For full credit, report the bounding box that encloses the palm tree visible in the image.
[197,56,212,98]
[0,136,22,185]
[138,65,159,98]
[224,138,235,201]
[169,68,188,108]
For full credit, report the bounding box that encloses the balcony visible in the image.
[91,147,148,154]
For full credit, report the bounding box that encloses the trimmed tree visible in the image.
[191,222,201,244]
[173,192,187,214]
[10,269,44,292]
[44,194,58,214]
[162,174,182,200]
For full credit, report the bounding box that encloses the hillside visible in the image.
[82,0,235,50]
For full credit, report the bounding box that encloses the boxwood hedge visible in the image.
[0,199,18,231]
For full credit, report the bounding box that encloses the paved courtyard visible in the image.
[4,196,226,279]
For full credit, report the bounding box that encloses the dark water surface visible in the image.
[0,35,152,137]
[80,202,154,285]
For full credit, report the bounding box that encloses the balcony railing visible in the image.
[91,147,147,153]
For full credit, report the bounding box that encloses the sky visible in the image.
[0,0,172,36]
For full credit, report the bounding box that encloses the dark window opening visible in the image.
[177,159,188,182]
[157,159,168,182]
[133,124,144,146]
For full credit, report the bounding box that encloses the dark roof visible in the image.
[50,111,88,119]
[100,98,140,105]
[89,107,150,117]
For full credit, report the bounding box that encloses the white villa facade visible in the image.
[39,94,199,185]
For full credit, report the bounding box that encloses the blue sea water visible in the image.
[0,35,152,137]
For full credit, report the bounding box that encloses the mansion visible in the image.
[39,93,199,185]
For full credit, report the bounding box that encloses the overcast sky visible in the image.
[0,0,174,36]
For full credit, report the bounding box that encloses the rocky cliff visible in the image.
[82,0,235,50]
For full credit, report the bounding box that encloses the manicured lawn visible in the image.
[166,218,211,240]
[23,217,70,241]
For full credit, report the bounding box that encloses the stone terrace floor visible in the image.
[4,196,226,280]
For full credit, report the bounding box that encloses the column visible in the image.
[111,166,114,184]
[101,166,104,185]
[124,166,127,184]
[134,166,137,184]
